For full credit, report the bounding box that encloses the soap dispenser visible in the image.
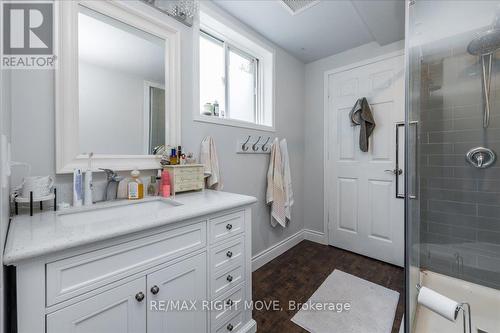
[127,168,144,200]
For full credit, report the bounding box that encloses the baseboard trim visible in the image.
[303,229,327,244]
[251,229,327,271]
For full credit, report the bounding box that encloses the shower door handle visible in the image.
[395,123,405,199]
[407,121,419,200]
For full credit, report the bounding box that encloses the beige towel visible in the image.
[200,136,223,190]
[280,139,293,223]
[266,138,286,227]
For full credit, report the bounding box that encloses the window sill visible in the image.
[193,114,275,132]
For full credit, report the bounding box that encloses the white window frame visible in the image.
[200,29,260,124]
[193,3,275,132]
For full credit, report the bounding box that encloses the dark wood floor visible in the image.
[252,240,405,333]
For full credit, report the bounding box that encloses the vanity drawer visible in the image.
[46,221,206,306]
[211,236,244,274]
[214,310,244,333]
[212,264,244,298]
[211,284,244,327]
[209,211,244,244]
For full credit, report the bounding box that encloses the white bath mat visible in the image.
[291,270,399,333]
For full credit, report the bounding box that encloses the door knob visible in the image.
[135,292,145,302]
[385,168,402,175]
[150,285,160,295]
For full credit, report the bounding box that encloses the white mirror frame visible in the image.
[55,0,181,174]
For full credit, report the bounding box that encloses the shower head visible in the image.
[467,28,500,56]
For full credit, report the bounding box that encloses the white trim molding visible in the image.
[251,229,327,272]
[55,0,181,173]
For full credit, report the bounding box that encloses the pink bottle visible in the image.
[161,170,171,198]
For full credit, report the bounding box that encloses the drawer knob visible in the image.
[227,323,234,331]
[226,275,233,282]
[135,292,145,302]
[150,285,160,295]
[226,299,234,306]
[226,224,233,230]
[226,251,233,258]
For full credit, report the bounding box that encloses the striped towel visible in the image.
[266,138,286,227]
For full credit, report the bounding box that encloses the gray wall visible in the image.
[9,1,305,257]
[418,36,500,289]
[303,41,404,234]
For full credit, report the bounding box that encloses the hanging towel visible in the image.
[200,136,223,190]
[266,138,286,227]
[349,97,376,152]
[279,139,293,223]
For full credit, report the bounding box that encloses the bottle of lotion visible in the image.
[128,168,144,200]
[161,169,171,198]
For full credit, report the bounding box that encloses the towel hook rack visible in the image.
[241,136,251,151]
[261,137,271,152]
[252,136,262,151]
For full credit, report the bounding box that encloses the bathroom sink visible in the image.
[57,198,182,225]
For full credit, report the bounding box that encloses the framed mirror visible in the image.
[56,0,181,173]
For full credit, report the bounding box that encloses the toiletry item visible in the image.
[84,169,93,206]
[203,103,213,115]
[147,175,157,196]
[127,168,144,200]
[83,152,93,206]
[180,154,186,165]
[161,169,171,198]
[156,170,162,196]
[177,146,182,163]
[213,100,219,117]
[116,179,128,199]
[170,148,178,165]
[73,169,83,207]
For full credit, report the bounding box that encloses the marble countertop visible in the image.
[4,190,257,265]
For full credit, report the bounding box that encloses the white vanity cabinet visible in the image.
[7,199,257,333]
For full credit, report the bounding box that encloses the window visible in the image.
[199,30,259,124]
[196,6,274,130]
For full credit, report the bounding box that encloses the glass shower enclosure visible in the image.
[406,1,500,332]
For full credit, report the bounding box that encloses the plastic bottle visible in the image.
[128,168,144,200]
[161,169,171,198]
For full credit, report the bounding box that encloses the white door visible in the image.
[147,252,207,333]
[47,277,146,333]
[327,54,405,267]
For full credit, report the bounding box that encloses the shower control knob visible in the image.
[226,251,233,258]
[227,323,234,331]
[226,224,233,230]
[466,147,496,168]
[226,275,233,282]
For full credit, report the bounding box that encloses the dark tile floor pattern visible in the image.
[252,240,405,333]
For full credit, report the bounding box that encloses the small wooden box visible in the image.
[163,164,204,194]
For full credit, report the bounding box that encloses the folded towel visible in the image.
[266,138,286,227]
[280,139,293,223]
[200,136,223,190]
[349,97,376,152]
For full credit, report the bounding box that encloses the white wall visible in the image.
[79,61,146,155]
[9,1,306,257]
[303,40,404,234]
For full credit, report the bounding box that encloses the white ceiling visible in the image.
[212,0,405,63]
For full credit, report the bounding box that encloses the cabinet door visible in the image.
[147,252,207,333]
[47,277,146,333]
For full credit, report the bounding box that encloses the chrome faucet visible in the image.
[100,169,123,201]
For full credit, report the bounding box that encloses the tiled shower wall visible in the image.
[419,37,500,289]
